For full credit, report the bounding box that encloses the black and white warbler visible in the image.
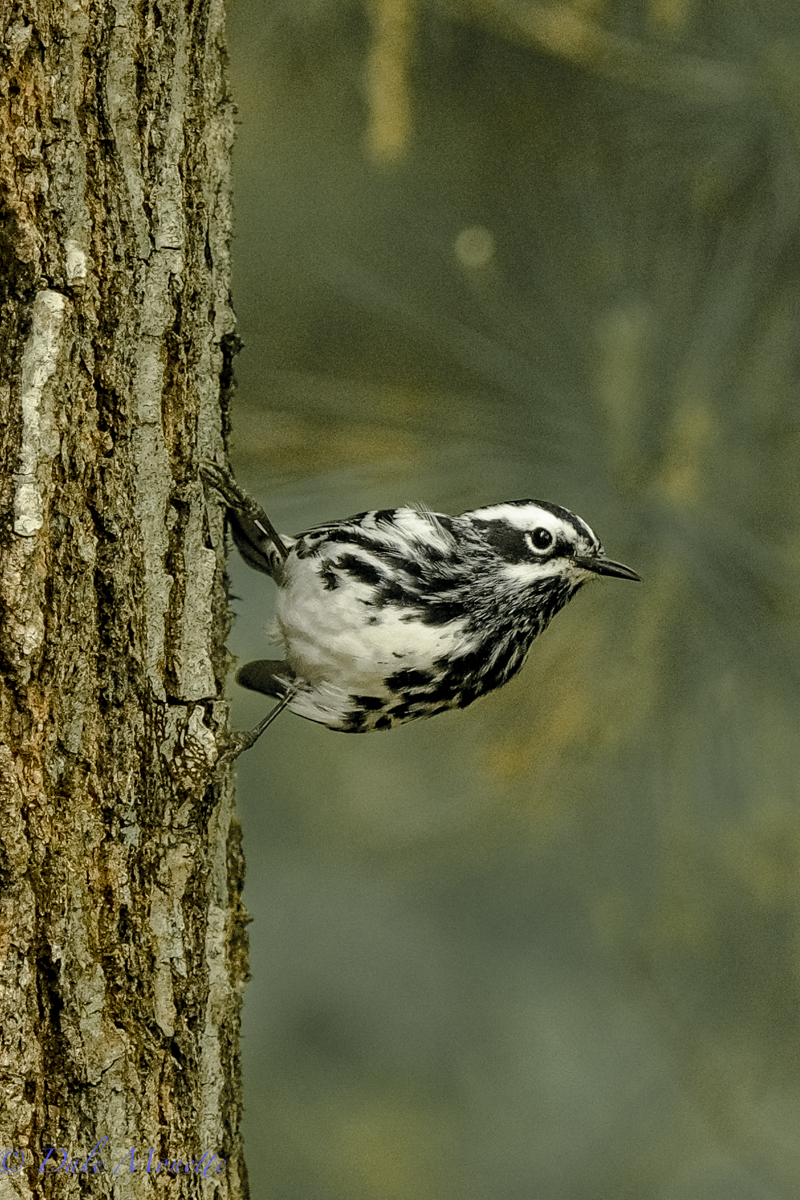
[203,464,640,742]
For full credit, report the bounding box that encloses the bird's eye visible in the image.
[529,527,553,552]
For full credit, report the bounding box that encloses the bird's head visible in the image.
[465,500,640,593]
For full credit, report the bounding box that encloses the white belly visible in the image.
[275,554,467,693]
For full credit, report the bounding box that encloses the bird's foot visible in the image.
[218,729,260,761]
[218,694,294,760]
[200,461,262,523]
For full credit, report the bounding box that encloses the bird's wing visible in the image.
[236,659,295,697]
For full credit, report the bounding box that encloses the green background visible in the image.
[226,2,800,1196]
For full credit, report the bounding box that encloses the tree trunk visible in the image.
[0,1,247,1194]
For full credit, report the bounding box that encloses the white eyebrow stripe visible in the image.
[467,503,548,528]
[466,502,600,547]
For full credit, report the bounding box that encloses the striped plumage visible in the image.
[203,466,640,736]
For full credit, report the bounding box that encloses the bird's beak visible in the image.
[573,554,641,582]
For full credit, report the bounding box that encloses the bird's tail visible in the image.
[228,509,292,579]
[201,462,293,578]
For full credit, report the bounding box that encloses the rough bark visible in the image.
[0,1,247,1195]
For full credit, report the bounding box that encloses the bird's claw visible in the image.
[219,728,260,761]
[217,695,294,760]
[200,461,258,519]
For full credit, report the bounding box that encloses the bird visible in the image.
[201,463,640,744]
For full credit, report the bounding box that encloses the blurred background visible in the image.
[225,1,800,1196]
